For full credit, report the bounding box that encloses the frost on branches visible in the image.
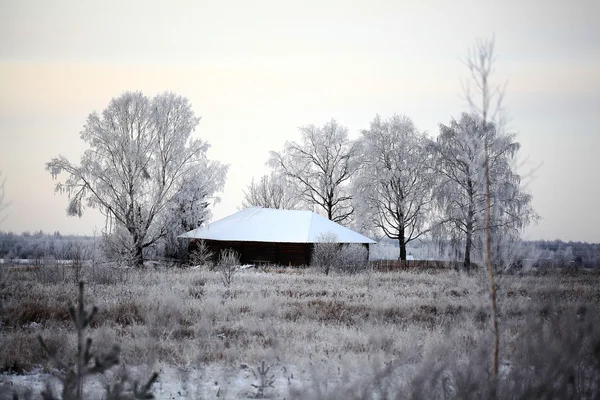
[268,119,360,224]
[241,173,300,210]
[46,92,228,267]
[353,114,435,261]
[431,113,536,270]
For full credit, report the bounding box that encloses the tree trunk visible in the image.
[485,141,499,380]
[134,244,144,268]
[464,230,472,271]
[398,228,407,264]
[464,211,474,272]
[399,241,407,262]
[464,180,475,272]
[131,230,144,268]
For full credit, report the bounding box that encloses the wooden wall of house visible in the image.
[188,240,313,266]
[188,240,372,267]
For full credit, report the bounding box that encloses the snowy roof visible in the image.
[179,207,376,244]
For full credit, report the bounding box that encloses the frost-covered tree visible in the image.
[46,92,228,267]
[353,114,435,261]
[432,113,535,270]
[268,119,360,224]
[241,173,299,210]
[159,161,227,260]
[462,37,506,379]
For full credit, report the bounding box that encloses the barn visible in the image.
[179,207,376,266]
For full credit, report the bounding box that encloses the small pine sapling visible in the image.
[251,361,275,398]
[189,239,214,269]
[31,281,158,400]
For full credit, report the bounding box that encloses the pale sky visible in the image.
[0,0,599,242]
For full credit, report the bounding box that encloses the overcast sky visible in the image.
[1,0,598,242]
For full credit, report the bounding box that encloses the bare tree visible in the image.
[353,114,435,261]
[46,92,228,267]
[241,173,299,209]
[431,113,535,271]
[463,36,509,381]
[268,119,360,224]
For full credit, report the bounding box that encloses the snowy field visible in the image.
[1,264,600,398]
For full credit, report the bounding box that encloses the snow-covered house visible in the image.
[179,207,376,266]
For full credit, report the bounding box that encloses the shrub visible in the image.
[33,265,70,285]
[337,244,369,274]
[189,240,214,269]
[100,229,137,268]
[86,263,130,285]
[218,249,240,288]
[98,300,146,326]
[311,233,368,275]
[70,241,88,284]
[311,232,340,276]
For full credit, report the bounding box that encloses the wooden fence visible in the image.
[369,259,457,271]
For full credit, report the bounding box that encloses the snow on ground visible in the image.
[2,362,369,399]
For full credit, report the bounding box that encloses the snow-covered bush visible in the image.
[311,233,340,276]
[337,244,369,274]
[100,228,137,268]
[218,249,240,288]
[312,234,369,275]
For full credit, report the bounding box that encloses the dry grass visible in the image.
[1,263,599,398]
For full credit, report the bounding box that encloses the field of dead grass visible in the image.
[1,263,599,398]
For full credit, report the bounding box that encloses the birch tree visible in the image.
[46,91,228,267]
[460,35,536,381]
[268,119,360,224]
[241,173,299,210]
[353,114,435,261]
[463,37,503,379]
[432,113,535,270]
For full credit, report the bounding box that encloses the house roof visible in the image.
[179,207,376,244]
